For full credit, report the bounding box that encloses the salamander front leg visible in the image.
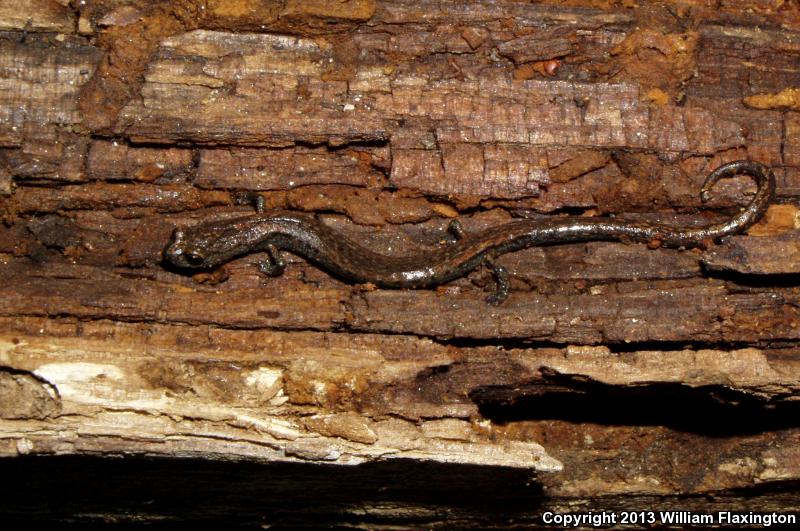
[484,259,510,305]
[253,195,266,214]
[447,219,465,241]
[231,191,267,213]
[258,244,286,277]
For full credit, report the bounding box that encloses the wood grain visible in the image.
[1,0,800,526]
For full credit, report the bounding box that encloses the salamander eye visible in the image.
[185,251,205,266]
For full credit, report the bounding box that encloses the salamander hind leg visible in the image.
[258,244,286,277]
[448,220,510,304]
[484,258,510,306]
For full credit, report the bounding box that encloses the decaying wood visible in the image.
[2,0,800,527]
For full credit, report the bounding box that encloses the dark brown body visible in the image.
[165,161,774,303]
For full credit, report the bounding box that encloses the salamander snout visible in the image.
[165,229,206,268]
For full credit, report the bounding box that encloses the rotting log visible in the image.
[2,0,800,527]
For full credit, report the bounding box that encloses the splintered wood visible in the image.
[1,0,800,526]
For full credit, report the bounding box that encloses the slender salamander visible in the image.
[165,160,774,304]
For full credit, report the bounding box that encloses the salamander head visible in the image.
[164,217,261,269]
[165,228,216,269]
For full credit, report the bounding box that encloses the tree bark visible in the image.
[2,0,800,527]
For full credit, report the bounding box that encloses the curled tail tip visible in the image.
[700,159,775,202]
